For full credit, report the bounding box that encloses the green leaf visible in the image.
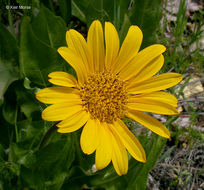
[0,160,20,190]
[0,23,19,99]
[72,0,131,28]
[71,0,89,22]
[0,105,13,148]
[128,0,162,47]
[17,120,46,146]
[19,6,68,87]
[31,6,67,48]
[19,15,66,87]
[2,81,18,125]
[87,0,131,27]
[0,23,18,63]
[86,0,115,25]
[16,0,40,15]
[19,134,75,189]
[112,0,131,31]
[16,86,40,119]
[2,80,40,124]
[58,0,71,23]
[0,144,6,159]
[20,166,45,189]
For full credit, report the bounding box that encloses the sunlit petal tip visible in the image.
[89,19,102,30]
[174,110,180,115]
[105,21,115,27]
[66,29,72,34]
[130,25,143,38]
[105,22,119,71]
[41,112,56,122]
[141,155,146,163]
[95,123,112,170]
[164,131,171,139]
[48,72,77,87]
[42,103,82,122]
[57,127,78,134]
[88,20,102,34]
[80,119,99,155]
[41,111,46,120]
[175,73,183,81]
[126,110,172,140]
[35,89,49,103]
[57,46,64,53]
[57,47,69,57]
[112,25,143,73]
[112,120,146,163]
[35,90,41,101]
[156,44,166,53]
[68,29,77,34]
[87,19,105,72]
[177,73,183,82]
[138,149,146,163]
[92,19,101,24]
[57,128,67,133]
[128,73,183,94]
[56,111,89,134]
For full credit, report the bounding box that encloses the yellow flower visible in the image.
[36,20,182,176]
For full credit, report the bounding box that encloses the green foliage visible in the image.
[0,23,19,99]
[71,0,162,46]
[159,0,204,74]
[19,6,68,87]
[58,0,71,23]
[72,0,131,30]
[129,0,162,48]
[0,0,202,189]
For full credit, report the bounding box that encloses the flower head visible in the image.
[36,20,182,176]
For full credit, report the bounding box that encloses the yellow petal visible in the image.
[126,55,164,83]
[105,22,119,71]
[111,26,143,74]
[110,128,128,176]
[128,92,178,107]
[87,20,105,72]
[36,87,81,104]
[111,119,146,163]
[57,110,89,133]
[119,45,166,81]
[95,123,112,170]
[80,119,99,154]
[57,47,87,85]
[66,29,93,73]
[48,72,77,87]
[127,73,183,94]
[132,55,164,83]
[127,99,179,115]
[42,103,82,121]
[126,110,170,138]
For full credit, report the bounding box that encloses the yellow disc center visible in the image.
[80,72,128,123]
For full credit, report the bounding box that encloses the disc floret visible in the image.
[80,72,128,123]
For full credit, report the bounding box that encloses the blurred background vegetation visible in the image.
[0,0,203,189]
